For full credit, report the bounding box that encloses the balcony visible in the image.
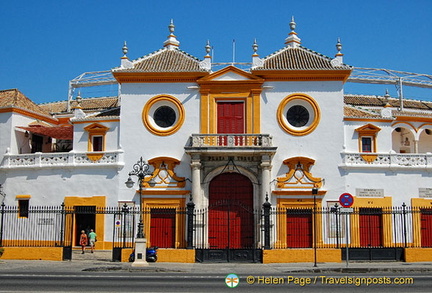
[340,152,432,171]
[0,150,124,169]
[185,134,277,155]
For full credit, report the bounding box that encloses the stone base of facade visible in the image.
[263,249,342,263]
[1,247,63,261]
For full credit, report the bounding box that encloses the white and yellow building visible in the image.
[1,20,432,263]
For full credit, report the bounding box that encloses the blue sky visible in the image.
[0,0,431,104]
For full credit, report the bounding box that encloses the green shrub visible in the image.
[0,247,4,258]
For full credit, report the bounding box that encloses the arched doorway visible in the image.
[198,172,260,262]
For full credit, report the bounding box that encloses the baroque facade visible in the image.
[1,20,432,262]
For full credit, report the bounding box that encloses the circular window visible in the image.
[142,95,185,136]
[154,106,176,127]
[277,94,320,136]
[287,105,309,127]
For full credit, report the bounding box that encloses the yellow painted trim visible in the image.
[356,123,380,153]
[197,66,263,134]
[156,249,195,263]
[395,116,432,122]
[344,118,392,122]
[146,157,186,188]
[142,95,185,136]
[263,249,341,263]
[360,154,378,163]
[73,118,120,124]
[251,69,352,83]
[391,121,418,132]
[275,198,323,249]
[15,194,31,199]
[142,198,186,248]
[350,196,393,247]
[277,157,323,189]
[1,247,63,261]
[405,248,432,262]
[140,190,190,195]
[63,196,107,249]
[411,198,432,247]
[277,93,320,136]
[86,153,104,162]
[84,123,109,152]
[0,107,58,124]
[113,71,209,83]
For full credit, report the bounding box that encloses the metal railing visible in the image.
[1,203,431,250]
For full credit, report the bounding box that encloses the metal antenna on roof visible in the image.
[232,39,236,66]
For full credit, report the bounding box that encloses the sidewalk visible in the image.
[2,257,432,274]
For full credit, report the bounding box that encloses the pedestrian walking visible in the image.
[88,229,97,253]
[79,230,88,254]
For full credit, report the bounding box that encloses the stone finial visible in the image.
[122,41,128,57]
[251,39,263,69]
[336,38,342,55]
[120,41,133,68]
[205,40,211,57]
[331,37,344,67]
[285,16,301,48]
[163,19,180,49]
[252,38,258,55]
[384,89,392,107]
[200,40,212,71]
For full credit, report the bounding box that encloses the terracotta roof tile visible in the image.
[118,48,207,72]
[39,96,119,114]
[344,94,432,110]
[0,89,51,116]
[254,46,351,71]
[344,105,381,118]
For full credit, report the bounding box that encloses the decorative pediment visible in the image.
[355,124,381,136]
[83,123,109,135]
[144,157,186,188]
[197,66,264,84]
[277,157,323,189]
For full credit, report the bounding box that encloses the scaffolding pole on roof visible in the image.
[67,70,118,112]
[67,66,432,111]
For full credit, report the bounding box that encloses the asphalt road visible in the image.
[0,271,428,292]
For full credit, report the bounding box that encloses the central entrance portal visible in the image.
[196,172,261,262]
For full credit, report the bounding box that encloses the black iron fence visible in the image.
[0,202,431,251]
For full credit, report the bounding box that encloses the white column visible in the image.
[191,155,202,210]
[260,155,272,205]
[414,140,419,153]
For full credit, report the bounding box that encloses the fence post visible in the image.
[186,196,195,249]
[122,203,129,248]
[0,202,5,247]
[60,202,65,247]
[402,202,407,248]
[263,193,271,249]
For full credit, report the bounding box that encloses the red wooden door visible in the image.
[359,208,383,247]
[421,209,432,247]
[217,102,245,133]
[150,209,175,248]
[217,102,245,146]
[286,209,312,248]
[208,173,254,249]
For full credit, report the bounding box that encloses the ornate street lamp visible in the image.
[125,157,154,266]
